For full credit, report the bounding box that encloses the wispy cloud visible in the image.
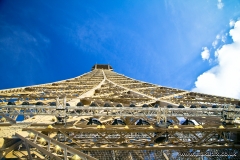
[212,40,218,48]
[60,17,115,55]
[212,33,227,48]
[0,21,51,86]
[217,0,224,9]
[193,20,240,99]
[201,47,210,60]
[221,33,227,42]
[0,23,50,52]
[0,22,50,70]
[229,19,235,27]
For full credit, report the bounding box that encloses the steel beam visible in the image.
[0,140,22,159]
[16,133,62,160]
[23,127,240,150]
[0,113,16,124]
[16,130,97,160]
[1,105,239,118]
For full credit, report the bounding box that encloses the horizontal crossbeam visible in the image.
[23,126,240,150]
[1,105,240,118]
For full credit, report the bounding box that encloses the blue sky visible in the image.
[1,0,240,98]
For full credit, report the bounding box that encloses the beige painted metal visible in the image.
[0,115,55,138]
[0,64,240,159]
[16,130,97,160]
[21,126,240,150]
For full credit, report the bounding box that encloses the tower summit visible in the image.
[0,64,240,159]
[91,64,113,70]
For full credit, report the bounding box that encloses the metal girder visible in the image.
[0,140,22,159]
[11,150,45,159]
[24,140,33,160]
[23,126,240,150]
[1,105,240,118]
[0,113,16,124]
[16,130,97,160]
[16,132,61,160]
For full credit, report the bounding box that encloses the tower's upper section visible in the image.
[0,64,239,108]
[91,64,113,71]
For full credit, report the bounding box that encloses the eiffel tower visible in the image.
[0,64,240,159]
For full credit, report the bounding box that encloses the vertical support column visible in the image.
[129,152,133,160]
[63,96,67,126]
[112,150,115,160]
[33,133,38,143]
[56,97,59,108]
[157,107,167,125]
[64,148,67,160]
[164,108,167,126]
[157,107,161,123]
[47,140,51,151]
[24,141,33,160]
[63,96,66,108]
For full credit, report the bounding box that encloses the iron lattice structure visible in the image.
[0,64,240,160]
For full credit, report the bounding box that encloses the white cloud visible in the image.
[201,47,210,60]
[221,34,227,42]
[229,19,235,28]
[214,49,220,57]
[212,34,225,48]
[193,20,240,99]
[208,58,213,64]
[212,40,218,48]
[217,0,224,9]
